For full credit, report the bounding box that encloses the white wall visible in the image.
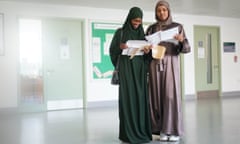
[0,1,240,108]
[174,15,240,93]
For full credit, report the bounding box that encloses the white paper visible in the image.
[60,45,70,60]
[93,66,102,78]
[105,33,114,55]
[145,31,162,45]
[122,40,150,57]
[102,70,113,78]
[92,37,101,63]
[126,40,150,48]
[160,27,179,41]
[198,47,205,59]
[145,27,179,45]
[122,47,144,56]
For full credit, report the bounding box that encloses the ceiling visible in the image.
[1,0,240,19]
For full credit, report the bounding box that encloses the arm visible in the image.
[109,28,122,67]
[177,25,191,53]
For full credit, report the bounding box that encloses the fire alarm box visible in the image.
[234,55,238,63]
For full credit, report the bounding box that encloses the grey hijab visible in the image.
[155,0,173,29]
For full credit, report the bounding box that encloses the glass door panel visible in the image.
[19,19,44,105]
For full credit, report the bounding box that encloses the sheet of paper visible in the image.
[160,27,179,44]
[92,37,101,63]
[145,27,179,45]
[160,27,178,41]
[121,49,129,55]
[198,47,205,59]
[126,40,150,48]
[129,48,142,59]
[121,47,144,56]
[60,45,70,60]
[145,31,161,45]
[122,40,149,57]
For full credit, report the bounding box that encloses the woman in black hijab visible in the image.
[109,7,152,144]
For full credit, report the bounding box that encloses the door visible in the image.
[42,18,84,110]
[194,26,221,98]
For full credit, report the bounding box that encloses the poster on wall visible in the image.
[0,13,4,56]
[223,42,235,52]
[91,21,122,79]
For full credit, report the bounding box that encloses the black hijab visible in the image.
[121,7,145,43]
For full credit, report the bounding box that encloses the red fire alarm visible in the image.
[234,55,238,63]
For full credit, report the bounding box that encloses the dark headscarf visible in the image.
[121,7,145,43]
[155,0,173,28]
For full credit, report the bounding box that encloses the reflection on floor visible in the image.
[0,97,240,144]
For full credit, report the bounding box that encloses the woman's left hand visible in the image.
[174,34,184,42]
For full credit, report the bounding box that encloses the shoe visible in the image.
[169,135,180,141]
[159,133,168,141]
[152,131,160,135]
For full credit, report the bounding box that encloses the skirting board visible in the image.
[184,91,240,101]
[87,100,118,108]
[184,94,196,100]
[221,91,240,98]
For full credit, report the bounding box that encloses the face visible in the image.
[156,5,169,21]
[131,18,142,29]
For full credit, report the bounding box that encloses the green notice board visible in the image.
[91,22,122,79]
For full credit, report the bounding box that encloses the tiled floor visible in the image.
[0,97,240,144]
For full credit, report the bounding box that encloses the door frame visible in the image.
[180,54,185,99]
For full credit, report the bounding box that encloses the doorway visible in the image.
[194,25,221,98]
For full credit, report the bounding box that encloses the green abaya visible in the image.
[109,7,152,144]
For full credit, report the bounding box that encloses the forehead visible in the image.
[131,18,142,21]
[157,5,168,10]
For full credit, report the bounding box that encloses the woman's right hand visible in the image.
[120,43,128,49]
[143,45,152,54]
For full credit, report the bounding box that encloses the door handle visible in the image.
[214,65,219,69]
[46,69,54,76]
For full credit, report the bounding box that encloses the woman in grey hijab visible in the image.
[146,0,191,141]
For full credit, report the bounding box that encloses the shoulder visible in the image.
[146,22,158,33]
[115,27,123,35]
[112,28,122,38]
[147,22,158,29]
[168,22,184,32]
[171,22,183,27]
[115,27,122,33]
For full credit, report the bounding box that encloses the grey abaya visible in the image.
[146,21,191,136]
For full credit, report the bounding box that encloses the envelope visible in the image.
[152,45,166,59]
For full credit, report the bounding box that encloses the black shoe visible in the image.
[152,131,160,135]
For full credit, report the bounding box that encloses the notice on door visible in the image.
[198,47,205,59]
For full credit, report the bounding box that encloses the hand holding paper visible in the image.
[122,40,151,59]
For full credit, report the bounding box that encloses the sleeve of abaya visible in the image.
[144,26,153,63]
[109,28,122,67]
[178,26,191,53]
